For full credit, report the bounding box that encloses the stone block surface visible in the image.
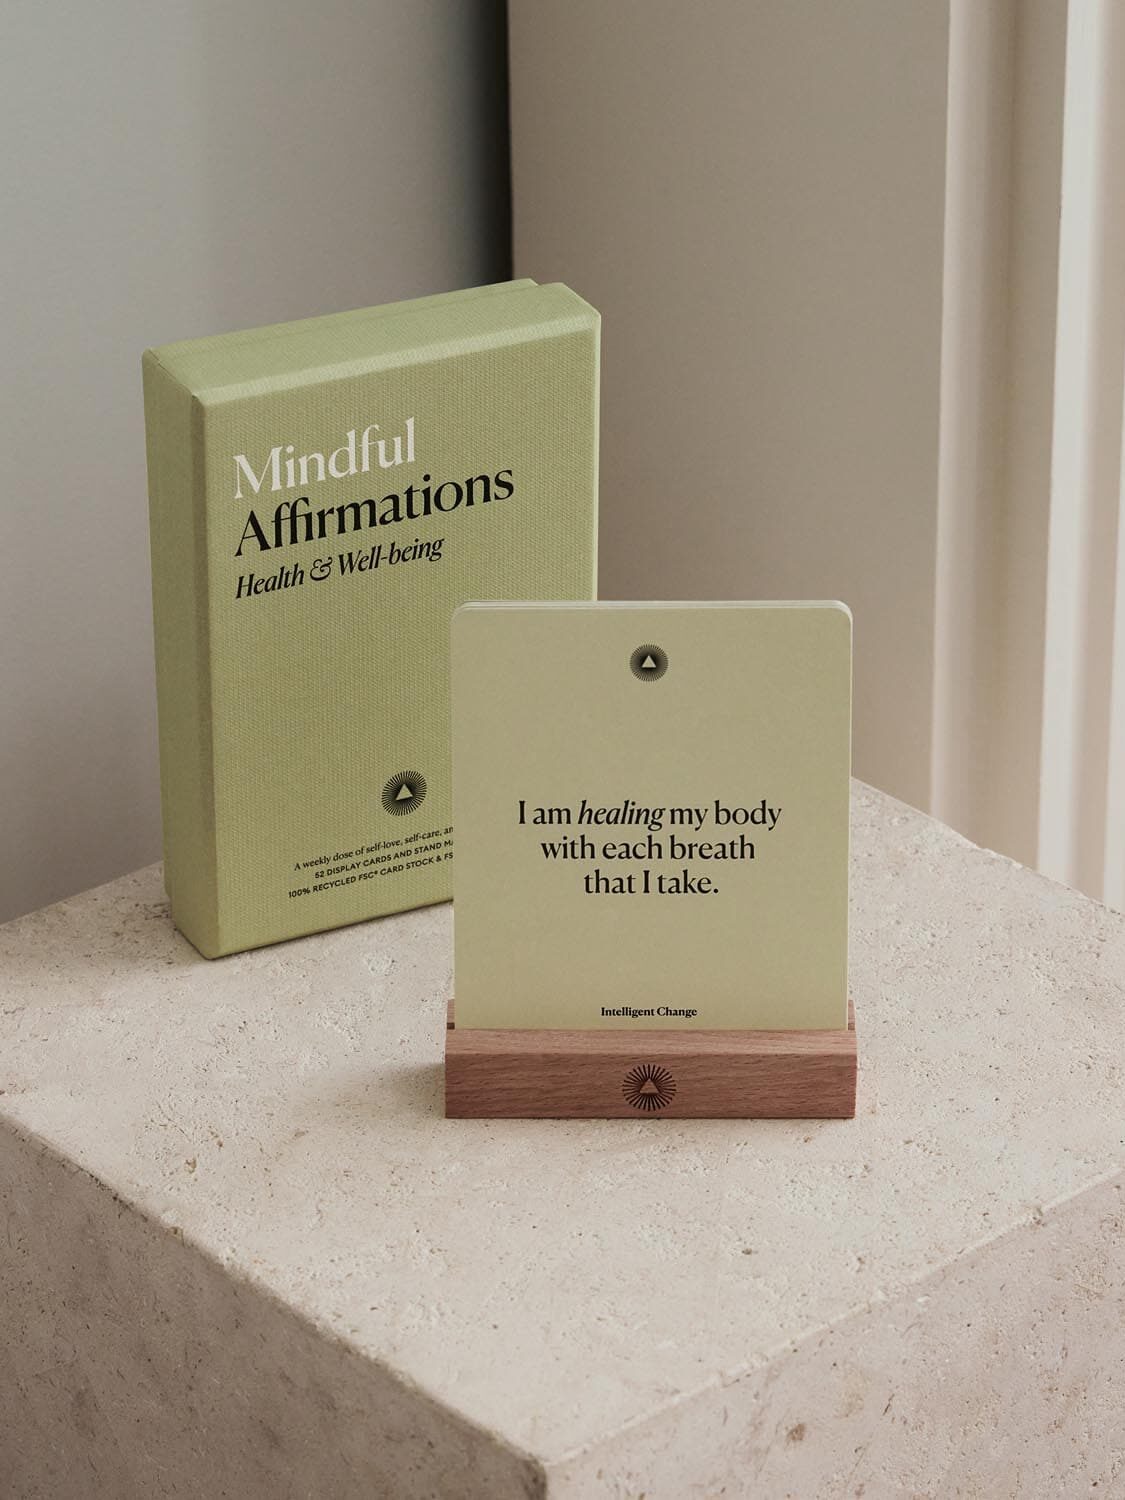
[2,784,1124,1496]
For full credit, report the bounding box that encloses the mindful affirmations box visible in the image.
[143,281,599,957]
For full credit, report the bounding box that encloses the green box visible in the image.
[143,281,599,957]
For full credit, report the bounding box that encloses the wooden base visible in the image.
[444,1001,857,1119]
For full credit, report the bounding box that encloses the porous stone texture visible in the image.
[2,782,1124,1497]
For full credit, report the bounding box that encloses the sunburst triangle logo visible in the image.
[382,770,427,816]
[622,1063,677,1111]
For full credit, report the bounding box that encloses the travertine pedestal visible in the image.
[2,784,1124,1497]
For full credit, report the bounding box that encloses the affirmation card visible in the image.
[451,601,851,1030]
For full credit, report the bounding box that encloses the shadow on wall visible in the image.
[0,0,511,926]
[196,0,511,341]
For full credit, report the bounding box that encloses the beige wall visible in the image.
[510,0,952,812]
[0,1,508,923]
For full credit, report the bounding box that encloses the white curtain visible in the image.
[510,0,1125,905]
[935,0,1125,905]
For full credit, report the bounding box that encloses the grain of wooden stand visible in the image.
[444,1000,857,1119]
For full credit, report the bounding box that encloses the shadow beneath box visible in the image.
[366,1060,446,1120]
[2,866,450,997]
[289,1060,448,1130]
[0,868,198,989]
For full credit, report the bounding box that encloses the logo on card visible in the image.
[622,1063,677,1111]
[629,644,668,682]
[382,771,428,816]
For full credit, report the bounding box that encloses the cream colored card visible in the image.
[451,602,851,1030]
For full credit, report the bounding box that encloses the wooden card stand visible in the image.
[445,1001,857,1119]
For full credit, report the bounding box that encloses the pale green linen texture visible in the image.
[144,282,599,957]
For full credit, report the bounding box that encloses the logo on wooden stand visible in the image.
[622,1063,677,1111]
